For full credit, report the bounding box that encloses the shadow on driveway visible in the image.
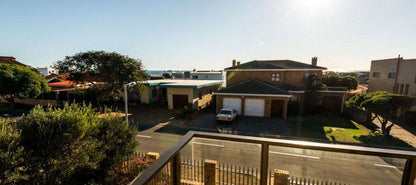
[154,112,292,137]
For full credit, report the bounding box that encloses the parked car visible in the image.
[216,109,238,123]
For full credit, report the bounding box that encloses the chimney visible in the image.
[311,57,318,66]
[232,59,236,67]
[237,61,241,66]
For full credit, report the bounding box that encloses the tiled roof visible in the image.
[48,80,77,87]
[225,60,327,70]
[217,79,290,95]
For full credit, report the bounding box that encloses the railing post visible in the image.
[260,143,269,185]
[274,169,290,185]
[402,158,416,185]
[145,152,160,164]
[170,153,181,185]
[204,159,217,185]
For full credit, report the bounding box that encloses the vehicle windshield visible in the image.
[219,110,232,115]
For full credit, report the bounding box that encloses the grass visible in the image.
[287,113,414,149]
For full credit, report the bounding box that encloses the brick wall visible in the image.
[226,70,323,88]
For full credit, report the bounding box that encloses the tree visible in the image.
[322,75,358,91]
[0,64,50,105]
[346,92,415,136]
[162,72,172,79]
[55,51,149,101]
[303,74,326,113]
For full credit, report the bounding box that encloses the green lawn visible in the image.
[287,113,414,149]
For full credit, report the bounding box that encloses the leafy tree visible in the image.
[55,51,149,102]
[0,64,50,105]
[346,92,415,136]
[162,72,172,79]
[322,75,358,91]
[303,74,326,113]
[0,119,26,184]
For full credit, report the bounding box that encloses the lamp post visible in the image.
[123,82,137,124]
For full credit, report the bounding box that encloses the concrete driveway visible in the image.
[185,112,292,137]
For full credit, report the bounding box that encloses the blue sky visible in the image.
[1,0,415,70]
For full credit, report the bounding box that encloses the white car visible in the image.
[216,109,238,123]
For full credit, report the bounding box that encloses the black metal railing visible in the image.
[129,131,416,185]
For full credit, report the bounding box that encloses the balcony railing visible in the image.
[130,131,416,185]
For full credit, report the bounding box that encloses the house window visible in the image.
[404,84,409,95]
[388,73,396,79]
[198,92,202,100]
[394,83,399,93]
[399,83,404,94]
[372,72,381,78]
[272,73,280,81]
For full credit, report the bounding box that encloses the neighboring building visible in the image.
[215,58,347,118]
[191,71,223,80]
[140,79,222,110]
[37,66,58,76]
[0,56,28,66]
[172,71,191,79]
[368,56,416,96]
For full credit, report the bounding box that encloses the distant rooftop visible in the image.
[143,79,222,89]
[225,60,327,70]
[0,56,28,67]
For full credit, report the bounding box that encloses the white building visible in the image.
[37,66,58,76]
[190,71,223,80]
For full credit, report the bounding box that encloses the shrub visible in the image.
[0,119,26,184]
[15,103,138,184]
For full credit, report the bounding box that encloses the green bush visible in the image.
[0,119,26,184]
[3,103,139,185]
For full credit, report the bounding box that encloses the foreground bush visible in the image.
[0,119,26,184]
[0,104,138,184]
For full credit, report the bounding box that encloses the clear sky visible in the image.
[1,0,415,71]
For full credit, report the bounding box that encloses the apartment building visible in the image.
[368,56,416,96]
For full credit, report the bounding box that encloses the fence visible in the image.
[130,132,416,185]
[133,151,348,185]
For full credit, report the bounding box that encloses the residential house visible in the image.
[215,58,347,118]
[190,71,224,80]
[37,66,58,76]
[368,56,416,96]
[0,56,29,67]
[140,79,222,110]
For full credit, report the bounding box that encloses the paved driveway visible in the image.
[185,112,292,137]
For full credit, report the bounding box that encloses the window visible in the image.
[373,72,381,78]
[272,73,280,81]
[394,83,399,93]
[198,92,202,100]
[404,84,409,95]
[399,83,404,94]
[388,72,396,79]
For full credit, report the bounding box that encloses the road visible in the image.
[136,131,405,185]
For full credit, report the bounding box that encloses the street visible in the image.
[136,130,405,185]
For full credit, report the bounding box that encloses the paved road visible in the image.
[136,127,406,185]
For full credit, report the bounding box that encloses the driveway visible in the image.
[185,112,292,137]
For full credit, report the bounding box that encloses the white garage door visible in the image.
[223,98,242,114]
[244,99,265,117]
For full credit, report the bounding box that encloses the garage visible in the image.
[244,99,265,117]
[322,96,342,112]
[223,98,242,114]
[172,94,188,109]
